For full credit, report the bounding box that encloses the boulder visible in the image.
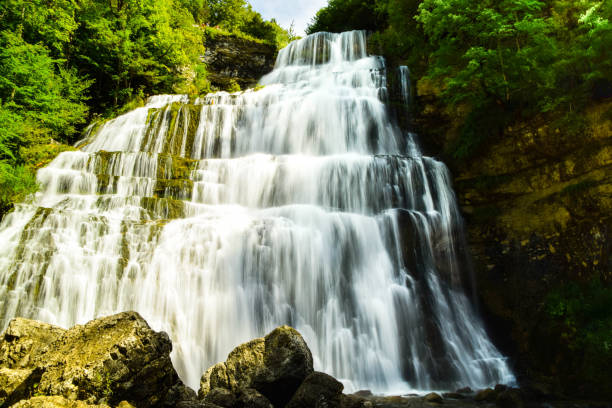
[8,396,110,408]
[0,367,42,407]
[423,392,443,404]
[474,388,497,402]
[235,388,273,408]
[0,312,190,408]
[175,401,222,408]
[199,326,313,408]
[285,372,343,408]
[495,389,524,408]
[340,395,371,408]
[200,385,272,408]
[0,319,65,369]
[36,312,184,407]
[441,393,464,399]
[201,388,237,408]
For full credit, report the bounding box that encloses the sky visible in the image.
[249,0,329,36]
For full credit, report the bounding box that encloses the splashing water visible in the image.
[0,31,514,393]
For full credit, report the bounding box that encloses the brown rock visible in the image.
[199,326,313,408]
[424,392,443,404]
[474,388,497,402]
[286,372,343,408]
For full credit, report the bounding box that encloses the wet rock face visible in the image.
[199,326,313,408]
[0,319,65,370]
[203,33,277,91]
[0,312,189,408]
[413,81,612,399]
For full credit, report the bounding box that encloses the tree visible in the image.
[307,0,386,34]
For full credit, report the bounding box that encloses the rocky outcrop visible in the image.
[414,77,612,399]
[3,314,607,408]
[0,312,192,408]
[0,319,65,370]
[199,326,313,408]
[203,31,277,91]
[9,396,111,408]
[0,368,42,407]
[285,372,343,408]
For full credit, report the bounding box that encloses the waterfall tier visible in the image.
[0,30,513,393]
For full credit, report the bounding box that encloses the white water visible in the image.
[399,66,411,105]
[0,31,514,393]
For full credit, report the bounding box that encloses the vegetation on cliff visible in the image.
[309,0,611,158]
[0,0,292,216]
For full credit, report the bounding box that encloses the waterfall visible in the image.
[398,66,411,105]
[0,31,514,393]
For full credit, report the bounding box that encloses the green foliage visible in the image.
[202,1,297,48]
[0,31,90,140]
[70,0,206,110]
[545,279,612,378]
[0,162,38,214]
[227,79,241,93]
[306,0,386,34]
[309,0,612,158]
[0,28,89,216]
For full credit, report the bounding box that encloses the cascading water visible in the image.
[0,31,514,393]
[398,66,411,105]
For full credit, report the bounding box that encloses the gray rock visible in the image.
[203,33,277,91]
[236,388,273,408]
[199,326,313,408]
[285,372,343,408]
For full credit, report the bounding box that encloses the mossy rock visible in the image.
[0,367,43,407]
[0,313,188,408]
[0,319,65,370]
[8,396,110,408]
[199,326,313,408]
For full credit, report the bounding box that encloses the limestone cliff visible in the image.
[414,78,612,398]
[203,31,277,91]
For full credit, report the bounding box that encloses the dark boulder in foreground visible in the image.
[286,372,343,408]
[198,326,313,408]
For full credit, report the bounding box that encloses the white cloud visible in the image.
[249,0,329,36]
